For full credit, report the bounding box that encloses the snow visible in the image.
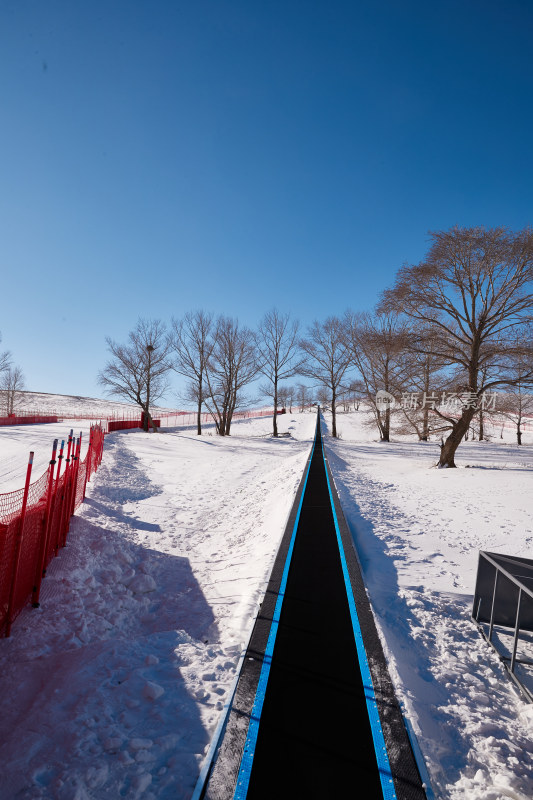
[326,409,533,800]
[0,409,316,799]
[6,391,165,419]
[0,400,532,799]
[0,420,96,492]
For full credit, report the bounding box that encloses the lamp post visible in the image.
[145,344,154,431]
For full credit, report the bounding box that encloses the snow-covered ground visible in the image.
[326,410,533,800]
[0,411,316,799]
[0,392,164,492]
[0,420,95,493]
[0,403,532,799]
[3,391,169,420]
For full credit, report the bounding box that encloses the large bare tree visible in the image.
[171,311,216,435]
[204,316,258,436]
[256,309,302,437]
[299,316,351,438]
[98,319,172,431]
[381,226,533,466]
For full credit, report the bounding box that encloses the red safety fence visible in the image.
[107,419,143,432]
[104,408,275,432]
[0,423,105,637]
[154,407,276,428]
[0,403,297,637]
[108,417,162,433]
[0,415,59,427]
[0,406,279,429]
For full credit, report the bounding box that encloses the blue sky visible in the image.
[1,0,532,402]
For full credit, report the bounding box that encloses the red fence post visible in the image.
[5,452,34,637]
[62,434,80,544]
[32,440,58,607]
[49,438,65,560]
[70,433,82,515]
[98,425,104,467]
[84,427,93,494]
[67,434,79,519]
[57,431,73,553]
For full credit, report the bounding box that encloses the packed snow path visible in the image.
[200,413,426,800]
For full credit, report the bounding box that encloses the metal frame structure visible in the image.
[472,550,533,703]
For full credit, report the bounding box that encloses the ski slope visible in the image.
[0,403,532,799]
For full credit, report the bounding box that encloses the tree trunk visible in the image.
[517,426,522,445]
[420,362,430,441]
[147,410,159,432]
[438,408,476,467]
[225,399,234,436]
[478,406,484,441]
[197,383,202,435]
[381,406,390,442]
[197,403,202,435]
[273,389,278,438]
[420,406,429,441]
[331,391,337,438]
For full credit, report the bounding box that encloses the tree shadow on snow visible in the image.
[82,497,163,532]
[0,515,221,798]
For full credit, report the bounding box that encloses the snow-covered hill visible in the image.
[4,390,180,419]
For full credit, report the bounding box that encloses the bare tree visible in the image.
[397,326,451,441]
[0,333,11,377]
[204,317,259,436]
[381,226,533,466]
[346,380,366,411]
[1,365,25,416]
[316,385,331,408]
[296,382,311,412]
[171,311,216,435]
[98,319,172,431]
[256,309,302,437]
[499,387,533,445]
[344,311,411,442]
[286,384,295,413]
[277,384,289,410]
[498,336,533,444]
[300,317,351,438]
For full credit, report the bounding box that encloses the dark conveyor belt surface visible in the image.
[201,412,427,800]
[244,417,384,798]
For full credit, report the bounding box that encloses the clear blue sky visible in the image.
[1,0,532,401]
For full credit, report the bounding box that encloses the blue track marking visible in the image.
[321,433,397,800]
[232,438,316,800]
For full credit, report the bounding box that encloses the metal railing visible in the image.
[472,550,533,702]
